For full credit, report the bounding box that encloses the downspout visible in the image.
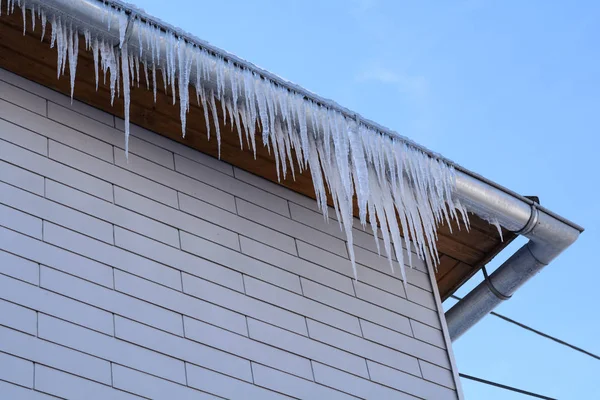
[35,0,584,341]
[447,172,583,341]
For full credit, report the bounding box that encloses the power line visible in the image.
[450,294,600,361]
[459,373,557,400]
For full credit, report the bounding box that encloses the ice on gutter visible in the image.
[4,0,479,289]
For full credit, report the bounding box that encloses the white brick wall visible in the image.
[0,67,462,399]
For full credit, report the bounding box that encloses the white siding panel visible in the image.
[0,139,113,201]
[114,148,235,212]
[0,99,113,161]
[0,68,114,125]
[354,281,440,328]
[0,381,58,400]
[0,182,113,244]
[0,80,46,115]
[0,325,112,384]
[184,316,313,380]
[0,272,113,336]
[35,365,144,400]
[0,250,39,285]
[411,319,447,349]
[115,316,252,382]
[0,183,113,243]
[112,365,219,400]
[0,351,34,388]
[0,227,113,288]
[241,237,354,295]
[354,245,430,286]
[0,161,44,195]
[38,314,186,384]
[252,363,360,400]
[302,278,414,336]
[307,319,421,377]
[114,226,243,292]
[180,231,302,294]
[115,117,234,176]
[233,167,318,211]
[187,363,293,400]
[49,141,178,207]
[44,223,182,291]
[312,362,419,400]
[46,180,179,247]
[0,297,38,335]
[40,266,183,336]
[49,103,174,168]
[116,270,247,336]
[178,192,296,254]
[0,118,48,156]
[248,318,369,378]
[176,154,290,217]
[237,198,348,258]
[419,359,456,389]
[367,360,458,400]
[297,240,407,298]
[0,69,459,399]
[360,319,450,369]
[115,187,240,250]
[0,203,42,239]
[244,276,361,336]
[184,273,307,336]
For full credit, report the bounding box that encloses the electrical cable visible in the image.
[449,294,600,361]
[459,373,557,399]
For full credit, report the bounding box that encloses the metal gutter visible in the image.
[447,173,583,340]
[34,0,583,340]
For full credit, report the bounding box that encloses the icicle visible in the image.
[128,53,134,87]
[199,86,211,140]
[67,23,78,102]
[120,42,131,157]
[40,9,46,41]
[161,66,167,95]
[168,36,176,104]
[92,37,99,90]
[117,9,128,48]
[367,200,381,255]
[151,63,157,102]
[116,44,121,99]
[143,61,150,90]
[348,121,369,226]
[209,91,222,158]
[50,15,56,47]
[21,1,25,35]
[229,61,243,147]
[491,218,504,242]
[83,29,90,51]
[177,42,193,136]
[53,17,63,78]
[134,54,140,88]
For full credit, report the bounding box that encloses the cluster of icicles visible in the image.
[6,0,472,289]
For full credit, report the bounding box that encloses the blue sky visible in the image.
[133,0,599,398]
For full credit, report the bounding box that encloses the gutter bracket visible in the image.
[482,266,511,301]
